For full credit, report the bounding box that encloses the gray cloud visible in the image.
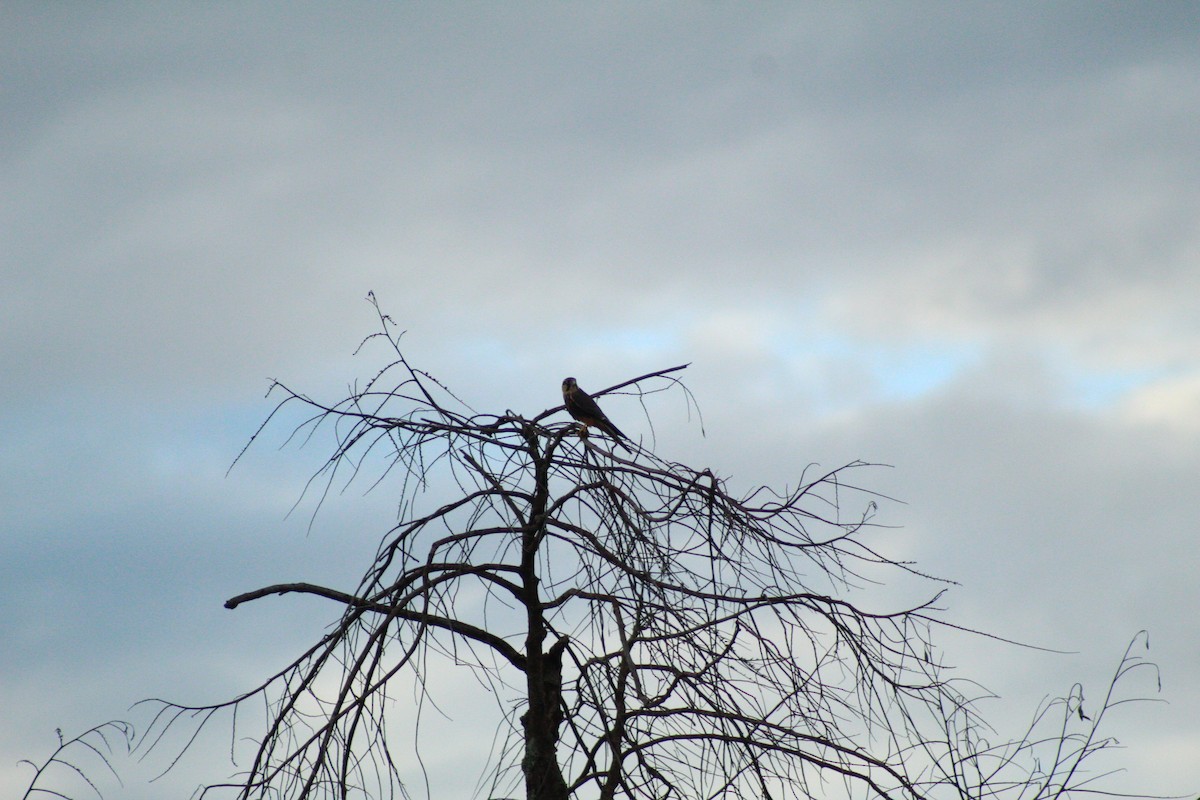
[3,4,1196,796]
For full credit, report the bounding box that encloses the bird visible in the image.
[561,377,630,450]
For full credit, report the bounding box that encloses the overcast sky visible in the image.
[3,3,1197,797]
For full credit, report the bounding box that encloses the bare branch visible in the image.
[24,305,1177,800]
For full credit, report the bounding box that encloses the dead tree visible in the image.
[21,298,1168,800]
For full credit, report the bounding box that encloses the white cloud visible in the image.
[1119,371,1200,433]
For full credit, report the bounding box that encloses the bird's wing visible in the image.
[572,389,608,421]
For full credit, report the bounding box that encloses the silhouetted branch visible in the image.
[23,302,1178,800]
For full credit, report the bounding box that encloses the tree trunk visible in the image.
[522,635,569,800]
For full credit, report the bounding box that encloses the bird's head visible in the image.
[561,377,577,394]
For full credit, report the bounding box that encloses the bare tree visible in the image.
[21,298,1168,800]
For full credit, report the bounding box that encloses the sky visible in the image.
[3,3,1198,797]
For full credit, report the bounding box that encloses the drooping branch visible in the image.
[21,303,1173,800]
[224,581,527,671]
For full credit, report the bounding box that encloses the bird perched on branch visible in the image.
[561,377,630,450]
